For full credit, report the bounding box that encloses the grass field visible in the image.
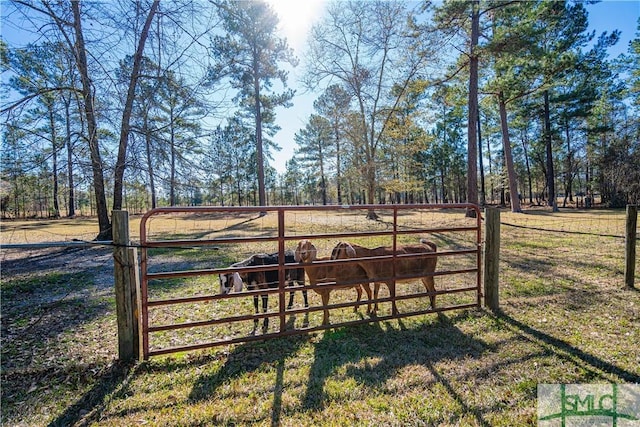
[1,206,639,426]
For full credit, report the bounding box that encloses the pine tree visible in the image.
[211,0,297,211]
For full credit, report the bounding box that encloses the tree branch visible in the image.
[1,87,82,114]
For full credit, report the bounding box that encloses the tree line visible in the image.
[1,1,639,238]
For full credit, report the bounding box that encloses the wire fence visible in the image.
[2,207,636,292]
[501,212,628,238]
[496,210,636,303]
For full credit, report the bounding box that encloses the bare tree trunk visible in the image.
[544,90,558,212]
[563,119,574,207]
[64,95,75,217]
[143,114,157,209]
[365,161,378,219]
[466,0,480,217]
[169,104,177,206]
[477,109,485,206]
[334,126,342,204]
[71,1,111,239]
[319,144,328,205]
[113,0,159,210]
[48,105,60,218]
[498,93,522,213]
[356,95,378,220]
[521,132,533,205]
[253,67,267,213]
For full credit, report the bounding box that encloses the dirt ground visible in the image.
[1,245,113,280]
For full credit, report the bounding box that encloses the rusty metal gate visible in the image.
[139,204,482,360]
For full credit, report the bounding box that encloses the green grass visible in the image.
[1,207,639,426]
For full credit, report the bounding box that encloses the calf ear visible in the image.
[421,239,437,252]
[346,243,357,257]
[330,246,338,259]
[309,244,317,261]
[232,272,244,292]
[294,245,301,262]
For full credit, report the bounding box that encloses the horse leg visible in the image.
[302,285,309,308]
[363,283,372,314]
[262,294,269,330]
[288,280,309,309]
[321,291,331,325]
[287,285,295,310]
[370,283,381,317]
[422,276,436,309]
[388,281,398,315]
[252,294,259,330]
[353,285,362,312]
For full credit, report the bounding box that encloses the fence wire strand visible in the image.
[497,211,636,300]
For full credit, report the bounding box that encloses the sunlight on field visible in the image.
[0,217,104,243]
[2,206,638,426]
[1,207,629,245]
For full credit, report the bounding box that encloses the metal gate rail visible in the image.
[139,204,482,359]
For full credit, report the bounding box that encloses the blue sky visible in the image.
[269,0,640,173]
[587,0,639,59]
[2,1,638,174]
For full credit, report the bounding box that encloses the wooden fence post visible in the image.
[625,205,637,289]
[112,210,140,362]
[484,207,500,311]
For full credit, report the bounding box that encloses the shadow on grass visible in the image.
[45,361,136,427]
[494,310,640,383]
[188,314,312,426]
[1,269,112,373]
[431,231,477,252]
[301,313,494,426]
[500,260,628,312]
[47,305,639,426]
[55,315,309,426]
[2,246,86,266]
[184,312,496,426]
